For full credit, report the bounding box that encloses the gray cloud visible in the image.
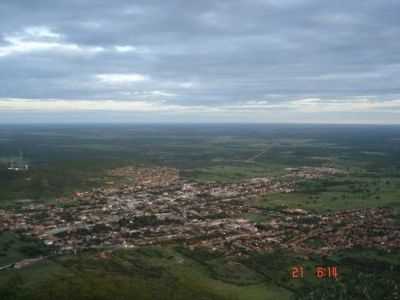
[0,0,400,122]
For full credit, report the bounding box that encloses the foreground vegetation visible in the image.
[1,245,399,300]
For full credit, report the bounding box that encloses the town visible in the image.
[1,166,399,266]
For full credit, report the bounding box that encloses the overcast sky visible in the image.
[0,0,400,123]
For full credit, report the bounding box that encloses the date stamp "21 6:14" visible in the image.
[291,266,339,280]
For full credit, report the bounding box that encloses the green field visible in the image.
[0,233,49,266]
[256,176,400,213]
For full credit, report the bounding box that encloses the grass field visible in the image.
[258,177,400,213]
[0,247,293,300]
[0,233,49,266]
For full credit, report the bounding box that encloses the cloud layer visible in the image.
[0,0,400,123]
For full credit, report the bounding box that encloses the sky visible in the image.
[0,0,400,124]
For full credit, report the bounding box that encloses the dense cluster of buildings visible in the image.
[1,166,399,262]
[106,166,179,187]
[284,166,346,179]
[208,206,400,257]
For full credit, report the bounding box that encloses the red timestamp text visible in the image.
[290,265,339,280]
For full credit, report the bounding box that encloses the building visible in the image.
[7,151,29,171]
